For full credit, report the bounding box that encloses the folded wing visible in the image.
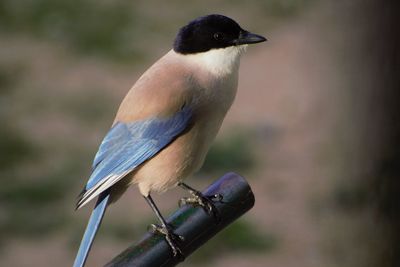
[76,106,192,209]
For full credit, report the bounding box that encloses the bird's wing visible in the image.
[76,105,192,209]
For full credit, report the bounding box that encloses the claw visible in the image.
[178,191,223,223]
[148,223,185,258]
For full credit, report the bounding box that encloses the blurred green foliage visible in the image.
[0,0,313,63]
[258,0,313,17]
[332,181,370,212]
[0,0,140,62]
[0,160,80,240]
[0,63,25,93]
[190,219,277,263]
[0,128,34,170]
[202,131,256,174]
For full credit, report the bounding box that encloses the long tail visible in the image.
[73,191,111,267]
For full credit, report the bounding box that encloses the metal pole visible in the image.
[105,172,255,267]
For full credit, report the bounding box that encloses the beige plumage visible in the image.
[114,47,244,197]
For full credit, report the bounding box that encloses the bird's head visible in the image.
[173,14,266,55]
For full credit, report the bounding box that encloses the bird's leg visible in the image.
[144,195,184,258]
[178,182,223,222]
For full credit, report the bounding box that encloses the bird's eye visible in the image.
[213,32,223,40]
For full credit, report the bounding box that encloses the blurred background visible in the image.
[1,0,399,266]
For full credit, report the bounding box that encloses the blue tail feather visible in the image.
[73,192,110,267]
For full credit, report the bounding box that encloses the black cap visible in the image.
[174,14,266,55]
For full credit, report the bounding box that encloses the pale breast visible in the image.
[134,73,239,195]
[116,50,240,196]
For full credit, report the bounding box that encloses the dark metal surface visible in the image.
[105,172,255,267]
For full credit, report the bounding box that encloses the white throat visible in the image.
[179,45,247,77]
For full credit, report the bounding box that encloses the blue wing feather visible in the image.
[91,122,130,170]
[77,106,192,208]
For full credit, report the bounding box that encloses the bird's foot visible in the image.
[179,190,223,222]
[148,223,185,258]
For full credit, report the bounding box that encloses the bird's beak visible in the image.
[234,30,267,45]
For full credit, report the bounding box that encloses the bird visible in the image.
[73,14,266,267]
